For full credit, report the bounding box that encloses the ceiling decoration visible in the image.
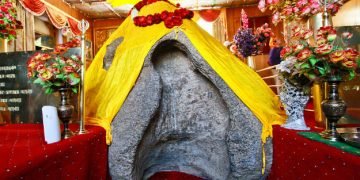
[63,0,259,19]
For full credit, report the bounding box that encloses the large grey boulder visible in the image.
[108,32,272,180]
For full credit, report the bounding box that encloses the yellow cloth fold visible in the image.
[85,1,285,145]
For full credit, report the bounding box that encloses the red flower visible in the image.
[160,11,169,20]
[153,13,162,24]
[280,46,292,58]
[315,44,333,55]
[344,48,359,61]
[146,15,154,25]
[342,59,357,69]
[63,66,75,73]
[164,16,174,29]
[297,49,312,61]
[172,16,183,26]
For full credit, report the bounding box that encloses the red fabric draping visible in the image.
[46,6,68,29]
[268,112,360,179]
[199,9,221,22]
[150,171,204,180]
[19,0,46,16]
[0,124,107,179]
[68,18,81,36]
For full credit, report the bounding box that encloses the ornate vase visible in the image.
[321,77,346,141]
[280,79,310,130]
[57,87,74,139]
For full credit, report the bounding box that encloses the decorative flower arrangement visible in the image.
[277,25,359,92]
[27,38,82,94]
[131,0,194,29]
[258,0,348,25]
[233,10,273,58]
[0,0,21,40]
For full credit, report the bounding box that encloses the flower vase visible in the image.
[321,77,346,141]
[280,80,310,130]
[57,87,74,139]
[246,56,256,69]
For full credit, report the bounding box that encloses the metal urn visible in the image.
[57,87,74,139]
[321,77,347,141]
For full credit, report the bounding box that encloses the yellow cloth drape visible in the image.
[45,6,67,29]
[85,1,285,145]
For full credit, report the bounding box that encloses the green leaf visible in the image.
[68,73,80,85]
[72,87,78,93]
[45,88,53,94]
[300,63,310,69]
[309,58,318,66]
[53,82,63,86]
[349,70,355,80]
[317,67,326,75]
[305,72,316,80]
[33,78,43,84]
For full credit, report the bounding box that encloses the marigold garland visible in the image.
[131,0,194,29]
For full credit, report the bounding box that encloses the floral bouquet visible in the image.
[233,9,273,58]
[27,38,82,94]
[258,0,348,25]
[277,25,359,93]
[0,0,21,40]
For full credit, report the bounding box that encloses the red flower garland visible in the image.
[131,0,194,29]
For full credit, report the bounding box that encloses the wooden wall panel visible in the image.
[92,18,124,55]
[225,6,283,47]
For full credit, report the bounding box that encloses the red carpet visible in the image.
[150,171,204,180]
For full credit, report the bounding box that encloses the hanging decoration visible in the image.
[198,9,221,22]
[46,6,68,29]
[19,0,81,36]
[18,0,46,16]
[68,18,81,35]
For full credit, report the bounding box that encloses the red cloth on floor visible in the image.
[0,124,107,179]
[150,171,204,180]
[268,112,360,179]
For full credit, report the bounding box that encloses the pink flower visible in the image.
[258,0,266,12]
[342,32,353,39]
[300,6,311,16]
[283,6,293,16]
[272,11,280,25]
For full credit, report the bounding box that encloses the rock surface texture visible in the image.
[108,32,272,180]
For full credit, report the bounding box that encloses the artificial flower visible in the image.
[329,50,345,63]
[132,1,193,29]
[27,38,82,94]
[0,0,21,40]
[279,25,359,84]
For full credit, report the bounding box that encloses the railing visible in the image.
[256,65,314,112]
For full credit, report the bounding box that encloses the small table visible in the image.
[268,113,360,179]
[0,124,108,179]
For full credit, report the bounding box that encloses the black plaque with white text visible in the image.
[0,51,79,124]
